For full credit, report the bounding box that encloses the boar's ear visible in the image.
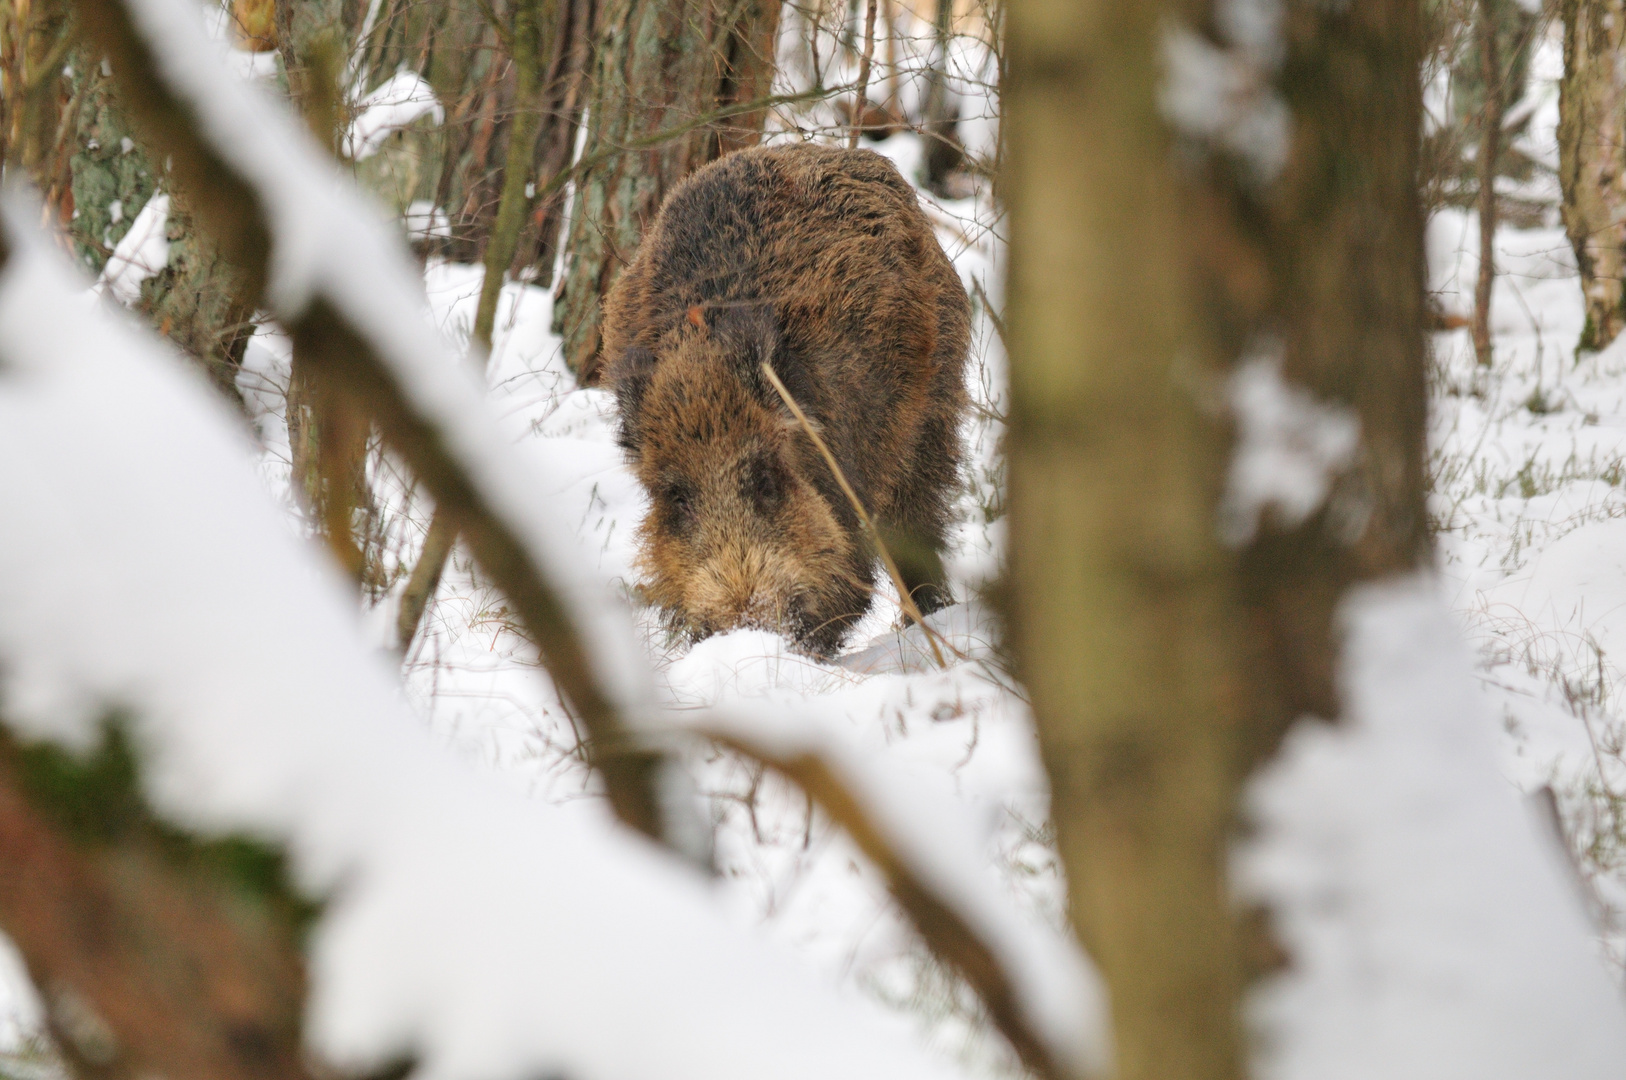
[605,345,657,451]
[706,302,781,372]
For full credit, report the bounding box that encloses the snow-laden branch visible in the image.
[69,0,676,841]
[0,199,965,1080]
[684,704,1110,1080]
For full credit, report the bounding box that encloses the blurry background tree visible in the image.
[1558,0,1626,354]
[1418,0,1541,359]
[549,0,783,380]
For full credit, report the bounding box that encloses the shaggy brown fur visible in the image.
[601,143,970,656]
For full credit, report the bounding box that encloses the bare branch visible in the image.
[688,717,1102,1080]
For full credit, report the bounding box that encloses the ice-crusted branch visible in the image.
[0,202,967,1080]
[68,0,678,843]
[682,706,1110,1080]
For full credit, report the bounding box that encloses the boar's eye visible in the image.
[661,480,697,533]
[744,455,786,515]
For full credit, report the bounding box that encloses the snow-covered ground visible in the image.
[7,16,1626,1077]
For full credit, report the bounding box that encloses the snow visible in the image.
[0,197,974,1080]
[344,70,443,161]
[10,0,1626,1072]
[1160,19,1289,182]
[683,698,1110,1079]
[95,192,169,306]
[1236,574,1626,1079]
[1219,350,1361,546]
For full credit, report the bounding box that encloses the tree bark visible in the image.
[1558,0,1626,354]
[516,0,595,284]
[1003,3,1250,1076]
[1236,2,1432,763]
[551,0,782,381]
[1004,1,1429,1077]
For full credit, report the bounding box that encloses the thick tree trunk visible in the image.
[1558,0,1626,354]
[550,0,782,381]
[1004,1,1429,1077]
[1236,2,1432,763]
[516,0,596,284]
[1002,4,1251,1076]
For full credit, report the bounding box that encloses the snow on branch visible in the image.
[0,199,965,1080]
[1234,574,1626,1080]
[68,0,677,842]
[683,704,1110,1080]
[1218,349,1360,547]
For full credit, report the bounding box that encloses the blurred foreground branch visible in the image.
[0,721,310,1080]
[695,722,1092,1080]
[68,0,677,843]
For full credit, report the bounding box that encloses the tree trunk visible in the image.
[1002,3,1251,1075]
[396,0,557,652]
[919,0,961,196]
[516,0,596,285]
[1558,0,1626,354]
[1004,1,1429,1077]
[280,0,371,583]
[1233,1,1431,758]
[550,0,782,381]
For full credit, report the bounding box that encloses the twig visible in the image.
[847,0,877,149]
[397,0,550,652]
[761,361,948,668]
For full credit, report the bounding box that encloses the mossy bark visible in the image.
[0,723,315,1080]
[1558,0,1626,354]
[551,0,783,381]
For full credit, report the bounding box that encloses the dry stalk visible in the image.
[695,723,1074,1080]
[761,361,949,668]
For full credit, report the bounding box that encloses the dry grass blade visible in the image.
[761,361,948,668]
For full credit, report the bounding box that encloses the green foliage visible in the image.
[10,717,319,935]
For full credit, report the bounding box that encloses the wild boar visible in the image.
[601,143,969,655]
